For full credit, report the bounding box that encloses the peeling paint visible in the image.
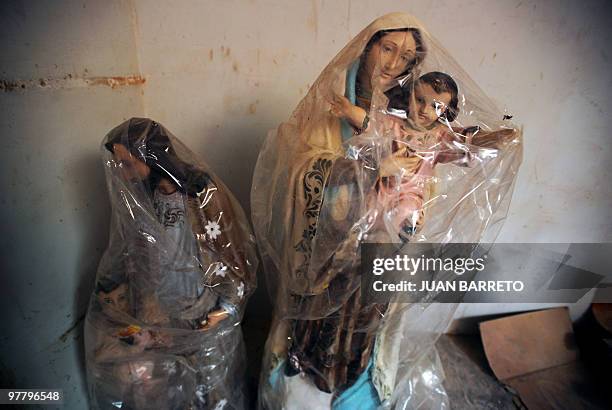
[87,75,146,88]
[248,99,259,114]
[0,74,145,92]
[220,45,230,58]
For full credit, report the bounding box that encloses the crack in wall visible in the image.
[58,313,86,343]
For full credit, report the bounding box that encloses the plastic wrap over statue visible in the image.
[85,118,257,409]
[252,12,522,409]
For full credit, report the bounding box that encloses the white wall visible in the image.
[0,0,144,407]
[1,0,611,407]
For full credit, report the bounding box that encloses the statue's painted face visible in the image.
[98,283,129,313]
[364,31,417,87]
[112,143,151,181]
[410,81,452,128]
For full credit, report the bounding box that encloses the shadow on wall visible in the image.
[194,114,275,216]
[242,268,273,408]
[64,151,111,393]
[194,119,275,407]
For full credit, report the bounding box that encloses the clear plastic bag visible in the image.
[251,12,522,409]
[85,118,258,409]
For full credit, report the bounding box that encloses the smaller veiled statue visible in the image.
[85,118,258,410]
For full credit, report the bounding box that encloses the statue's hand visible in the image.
[198,309,230,331]
[328,94,366,129]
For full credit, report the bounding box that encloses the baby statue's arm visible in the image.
[436,127,517,166]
